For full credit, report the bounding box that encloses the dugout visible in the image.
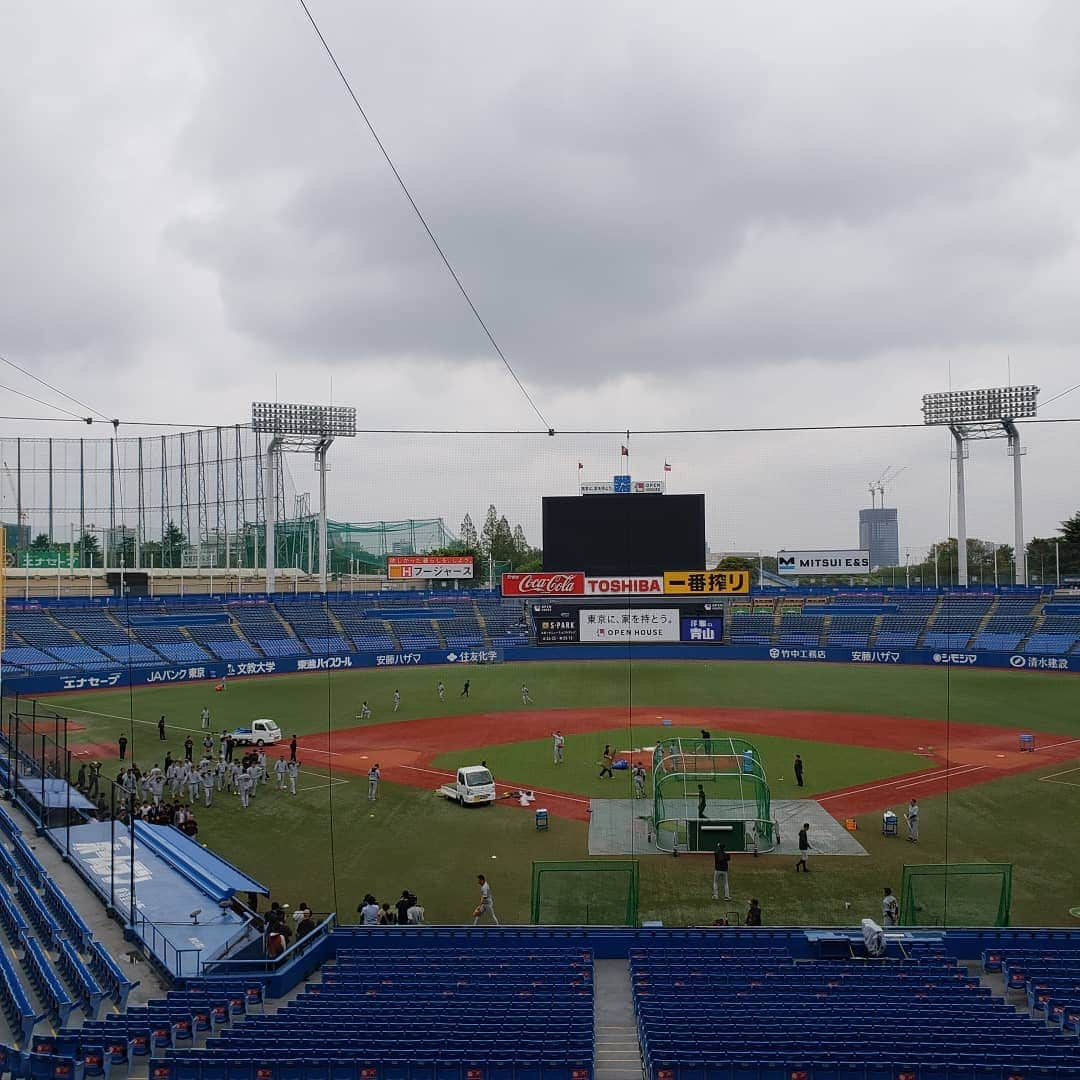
[652,736,773,853]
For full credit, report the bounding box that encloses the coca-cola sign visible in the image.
[501,572,585,596]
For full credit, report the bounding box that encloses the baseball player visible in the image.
[247,761,261,799]
[552,731,565,764]
[632,762,647,798]
[216,757,228,791]
[275,756,288,790]
[201,706,211,730]
[472,874,499,925]
[368,763,381,802]
[257,748,269,783]
[238,768,252,808]
[287,758,299,795]
[200,760,215,807]
[393,690,401,713]
[359,701,372,720]
[521,684,531,705]
[188,763,202,805]
[436,681,445,702]
[906,799,919,842]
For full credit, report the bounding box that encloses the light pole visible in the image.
[922,385,1039,587]
[252,402,356,595]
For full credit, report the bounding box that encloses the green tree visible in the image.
[31,532,51,550]
[161,520,186,568]
[78,531,102,568]
[459,513,478,550]
[1060,510,1080,546]
[479,505,499,558]
[712,555,758,585]
[140,539,163,567]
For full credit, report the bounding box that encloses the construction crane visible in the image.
[868,466,906,508]
[2,461,27,524]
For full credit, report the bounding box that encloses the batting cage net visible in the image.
[652,736,773,853]
[531,860,640,926]
[899,863,1014,927]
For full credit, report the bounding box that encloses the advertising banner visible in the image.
[663,570,750,595]
[579,608,680,642]
[501,572,585,596]
[387,555,473,579]
[776,550,871,576]
[583,576,663,595]
[579,482,615,494]
[681,616,723,642]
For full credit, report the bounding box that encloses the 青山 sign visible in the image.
[776,550,871,576]
[387,556,473,579]
[663,570,750,595]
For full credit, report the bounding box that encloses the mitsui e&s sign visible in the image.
[777,549,871,576]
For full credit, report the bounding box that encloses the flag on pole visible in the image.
[620,445,629,456]
[663,462,672,472]
[577,462,583,470]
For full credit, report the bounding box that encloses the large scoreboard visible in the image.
[531,600,723,646]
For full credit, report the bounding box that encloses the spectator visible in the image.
[406,898,426,924]
[359,895,380,926]
[395,890,413,926]
[378,903,396,925]
[296,911,317,940]
[292,901,312,926]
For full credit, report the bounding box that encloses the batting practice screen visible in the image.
[542,493,705,576]
[530,860,640,926]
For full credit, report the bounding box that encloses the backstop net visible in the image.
[899,863,1014,927]
[652,736,773,853]
[530,860,640,926]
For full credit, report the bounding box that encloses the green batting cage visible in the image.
[530,861,640,926]
[899,863,1014,927]
[652,736,773,853]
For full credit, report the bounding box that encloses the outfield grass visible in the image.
[17,659,1080,928]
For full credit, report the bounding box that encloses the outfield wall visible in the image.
[5,642,1075,696]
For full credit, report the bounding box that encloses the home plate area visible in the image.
[587,798,868,857]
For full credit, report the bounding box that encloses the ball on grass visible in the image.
[491,854,498,859]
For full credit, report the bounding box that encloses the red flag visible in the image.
[620,445,629,456]
[577,462,583,470]
[664,462,672,472]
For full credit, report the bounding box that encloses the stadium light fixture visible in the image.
[252,402,357,437]
[921,385,1039,588]
[252,401,357,596]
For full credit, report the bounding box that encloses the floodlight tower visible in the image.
[920,385,1038,586]
[252,402,357,594]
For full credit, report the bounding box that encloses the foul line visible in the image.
[816,763,987,803]
[1037,766,1080,788]
[1034,736,1080,753]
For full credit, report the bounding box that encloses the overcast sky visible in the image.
[2,1,1079,558]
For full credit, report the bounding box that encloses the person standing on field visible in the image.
[158,715,166,741]
[632,762,647,798]
[275,756,288,790]
[287,758,299,796]
[460,680,471,698]
[359,701,372,720]
[393,690,401,713]
[793,754,804,787]
[552,731,565,764]
[906,798,919,842]
[882,887,899,926]
[368,763,380,801]
[697,784,708,818]
[201,706,211,730]
[712,843,731,901]
[521,684,531,705]
[795,823,812,872]
[289,735,298,762]
[472,874,498,925]
[118,734,128,760]
[436,681,446,702]
[598,745,614,779]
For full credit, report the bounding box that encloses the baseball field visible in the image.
[27,659,1080,927]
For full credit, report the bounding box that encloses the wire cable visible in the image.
[0,353,112,424]
[0,381,89,421]
[293,0,552,433]
[1040,380,1080,410]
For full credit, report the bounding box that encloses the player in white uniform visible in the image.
[552,731,565,764]
[216,758,228,792]
[275,757,288,790]
[200,760,215,807]
[632,762,647,798]
[472,874,499,925]
[188,763,202,804]
[257,749,268,783]
[247,763,261,799]
[287,759,299,795]
[359,701,372,719]
[906,799,920,842]
[201,706,211,729]
[436,681,445,702]
[238,769,252,808]
[392,690,401,713]
[521,684,531,705]
[368,764,380,801]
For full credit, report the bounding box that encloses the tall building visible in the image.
[859,507,899,569]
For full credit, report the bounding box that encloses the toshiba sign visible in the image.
[584,576,663,595]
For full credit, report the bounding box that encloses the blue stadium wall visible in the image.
[5,642,1074,696]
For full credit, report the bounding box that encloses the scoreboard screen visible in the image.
[542,493,705,576]
[531,601,723,645]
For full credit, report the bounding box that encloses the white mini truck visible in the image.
[230,718,282,747]
[439,765,496,806]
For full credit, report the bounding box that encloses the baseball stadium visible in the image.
[6,4,1080,1077]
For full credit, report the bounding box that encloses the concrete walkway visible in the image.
[593,958,643,1080]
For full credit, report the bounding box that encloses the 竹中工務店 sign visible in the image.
[776,550,871,576]
[663,570,750,595]
[387,555,474,579]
